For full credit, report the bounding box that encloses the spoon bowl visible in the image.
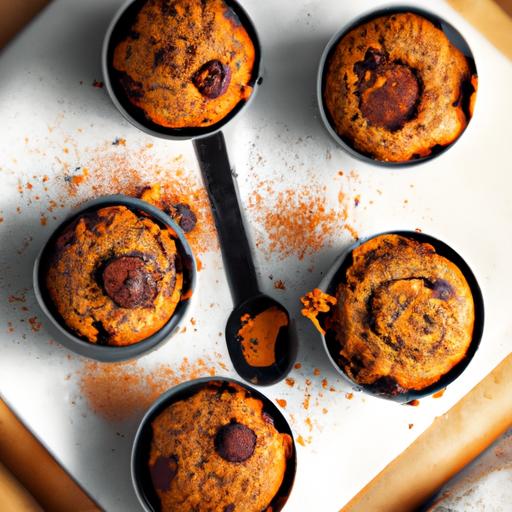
[225,294,297,386]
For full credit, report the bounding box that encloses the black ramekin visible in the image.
[102,0,263,141]
[33,195,196,362]
[131,377,297,512]
[317,5,478,167]
[315,231,484,403]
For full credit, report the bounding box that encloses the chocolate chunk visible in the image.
[118,72,144,100]
[369,376,408,396]
[215,422,256,462]
[431,279,453,300]
[102,256,157,308]
[192,60,231,99]
[153,44,176,69]
[262,412,274,426]
[224,505,235,512]
[173,203,197,233]
[354,48,421,131]
[150,455,178,492]
[55,223,76,250]
[161,0,178,17]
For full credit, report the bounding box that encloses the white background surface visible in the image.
[0,0,511,511]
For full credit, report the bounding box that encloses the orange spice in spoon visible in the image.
[237,307,288,367]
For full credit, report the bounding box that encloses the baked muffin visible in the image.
[111,0,256,128]
[334,234,475,393]
[148,382,292,511]
[44,206,183,346]
[323,12,477,162]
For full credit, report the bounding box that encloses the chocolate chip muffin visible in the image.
[334,234,475,393]
[149,382,293,511]
[44,205,183,346]
[111,0,256,128]
[323,12,477,162]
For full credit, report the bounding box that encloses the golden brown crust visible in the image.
[324,13,475,162]
[334,235,475,391]
[45,206,183,346]
[149,383,291,512]
[112,0,255,128]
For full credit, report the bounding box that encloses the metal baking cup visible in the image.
[102,0,262,140]
[131,377,297,512]
[316,231,484,403]
[317,5,478,167]
[33,195,196,362]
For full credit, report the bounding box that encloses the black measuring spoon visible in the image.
[195,133,297,385]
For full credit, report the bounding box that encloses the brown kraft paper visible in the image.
[341,352,512,512]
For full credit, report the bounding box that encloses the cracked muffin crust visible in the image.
[44,205,183,346]
[323,12,477,162]
[334,234,475,393]
[148,382,292,511]
[112,0,256,128]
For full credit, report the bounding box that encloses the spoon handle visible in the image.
[194,131,260,306]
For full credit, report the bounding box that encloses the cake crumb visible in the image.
[273,280,286,290]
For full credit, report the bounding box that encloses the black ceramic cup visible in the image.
[317,6,478,167]
[314,231,484,403]
[33,195,196,362]
[131,377,297,511]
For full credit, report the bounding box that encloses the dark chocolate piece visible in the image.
[150,455,178,492]
[192,60,231,99]
[102,256,157,308]
[355,48,421,131]
[215,421,256,462]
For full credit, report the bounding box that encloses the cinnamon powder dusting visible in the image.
[28,317,42,332]
[78,357,218,422]
[248,180,358,260]
[276,399,287,409]
[36,140,218,256]
[237,307,288,367]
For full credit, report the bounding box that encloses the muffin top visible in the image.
[149,382,292,512]
[323,12,476,162]
[112,0,256,128]
[334,234,475,392]
[45,205,183,346]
